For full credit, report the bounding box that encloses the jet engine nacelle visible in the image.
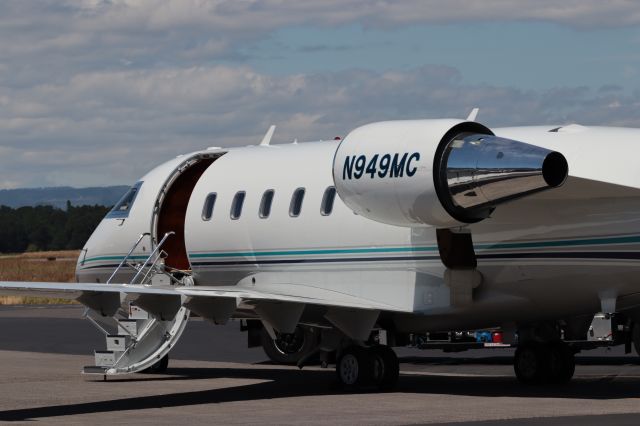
[332,119,568,228]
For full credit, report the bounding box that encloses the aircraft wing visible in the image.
[480,174,640,230]
[0,280,408,340]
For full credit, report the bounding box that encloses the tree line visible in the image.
[0,202,110,253]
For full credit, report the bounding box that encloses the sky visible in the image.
[1,0,640,188]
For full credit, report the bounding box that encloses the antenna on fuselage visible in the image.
[466,108,480,122]
[260,125,276,146]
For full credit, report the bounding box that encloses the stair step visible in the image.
[117,319,139,337]
[128,303,149,320]
[94,350,120,367]
[106,335,131,352]
[83,366,109,375]
[151,273,170,286]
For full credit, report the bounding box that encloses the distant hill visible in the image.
[0,186,129,209]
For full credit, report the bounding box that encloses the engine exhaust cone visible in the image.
[436,134,568,223]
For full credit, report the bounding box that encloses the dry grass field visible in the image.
[0,250,80,305]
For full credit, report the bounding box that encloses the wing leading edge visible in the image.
[0,281,410,340]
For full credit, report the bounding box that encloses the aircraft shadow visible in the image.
[400,355,640,367]
[1,362,640,422]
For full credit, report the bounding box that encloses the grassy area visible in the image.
[0,250,80,305]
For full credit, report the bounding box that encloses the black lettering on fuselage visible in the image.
[343,155,356,180]
[342,152,420,180]
[390,153,408,178]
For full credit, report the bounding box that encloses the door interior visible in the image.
[155,156,218,271]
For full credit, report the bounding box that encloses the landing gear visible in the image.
[336,345,399,390]
[337,346,370,387]
[260,326,317,365]
[548,342,575,383]
[514,342,574,384]
[633,322,640,357]
[370,345,400,389]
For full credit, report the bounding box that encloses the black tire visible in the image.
[336,346,373,388]
[548,343,575,384]
[514,343,550,384]
[633,322,640,357]
[369,345,399,390]
[260,326,317,365]
[143,354,169,373]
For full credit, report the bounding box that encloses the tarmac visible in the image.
[1,305,640,425]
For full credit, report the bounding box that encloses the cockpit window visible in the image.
[106,181,143,219]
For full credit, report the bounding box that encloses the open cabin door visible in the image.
[152,152,225,272]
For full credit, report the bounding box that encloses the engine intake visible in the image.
[332,119,568,228]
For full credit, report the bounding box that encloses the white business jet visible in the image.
[2,113,640,389]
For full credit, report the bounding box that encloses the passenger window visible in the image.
[201,193,217,221]
[321,186,336,216]
[259,189,274,218]
[106,181,143,219]
[230,191,245,220]
[289,188,305,217]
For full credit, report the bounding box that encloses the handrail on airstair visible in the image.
[83,230,192,376]
[130,231,175,285]
[81,308,111,336]
[107,232,150,284]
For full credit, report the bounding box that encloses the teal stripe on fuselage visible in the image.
[79,254,148,265]
[475,235,640,250]
[79,234,640,266]
[189,234,640,259]
[189,246,439,258]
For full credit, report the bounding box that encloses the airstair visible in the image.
[82,231,192,376]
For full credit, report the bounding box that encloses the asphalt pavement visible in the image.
[1,305,640,425]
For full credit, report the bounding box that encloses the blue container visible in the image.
[476,331,492,343]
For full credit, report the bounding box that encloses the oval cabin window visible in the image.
[230,191,246,220]
[259,189,275,218]
[289,188,305,217]
[201,192,217,221]
[321,186,336,216]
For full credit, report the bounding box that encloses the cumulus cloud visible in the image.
[1,1,640,187]
[1,63,639,187]
[2,1,639,70]
[64,1,640,29]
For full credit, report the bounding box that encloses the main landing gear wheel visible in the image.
[514,342,574,384]
[337,346,371,388]
[260,326,317,365]
[370,345,400,389]
[548,343,575,384]
[514,343,548,384]
[336,346,399,390]
[633,322,640,358]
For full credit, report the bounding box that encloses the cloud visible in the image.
[1,63,639,187]
[1,1,639,187]
[35,1,640,29]
[63,1,640,29]
[1,2,636,89]
[1,2,639,69]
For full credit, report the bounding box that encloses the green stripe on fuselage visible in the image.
[189,246,438,258]
[79,234,640,266]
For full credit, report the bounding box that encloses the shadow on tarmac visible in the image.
[2,310,640,422]
[400,355,640,367]
[1,364,640,422]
